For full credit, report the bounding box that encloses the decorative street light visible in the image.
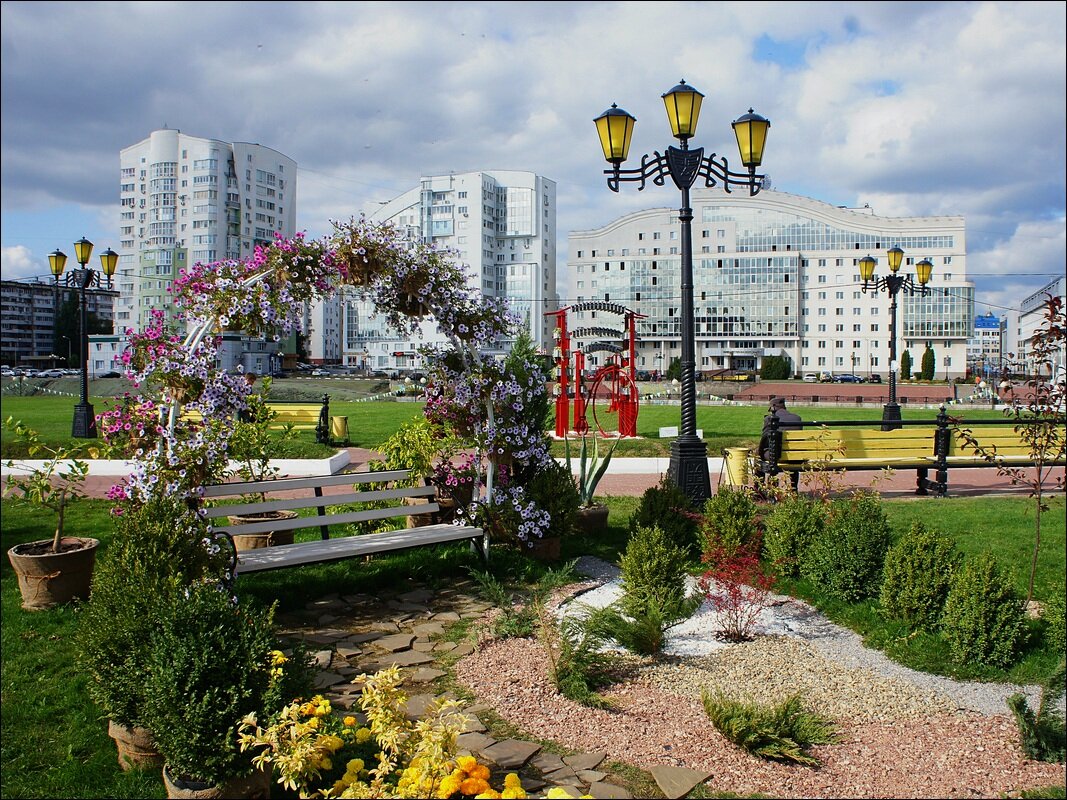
[858,247,933,430]
[595,80,770,503]
[50,238,118,438]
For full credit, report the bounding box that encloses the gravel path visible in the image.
[452,556,1067,798]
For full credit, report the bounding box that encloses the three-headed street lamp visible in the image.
[594,80,770,504]
[858,247,934,430]
[49,238,118,438]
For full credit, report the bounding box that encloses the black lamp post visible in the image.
[858,248,933,430]
[50,238,118,438]
[595,80,770,504]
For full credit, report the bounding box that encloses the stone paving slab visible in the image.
[648,765,713,799]
[481,739,542,769]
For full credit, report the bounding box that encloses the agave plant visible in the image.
[565,434,618,508]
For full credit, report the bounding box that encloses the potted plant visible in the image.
[567,433,618,533]
[523,457,581,561]
[223,378,298,550]
[3,417,99,610]
[77,496,229,771]
[141,580,312,798]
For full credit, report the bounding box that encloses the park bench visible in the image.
[184,393,334,444]
[759,407,1064,496]
[202,468,487,575]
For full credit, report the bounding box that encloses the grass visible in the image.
[3,393,1010,459]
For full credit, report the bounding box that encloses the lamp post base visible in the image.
[881,402,902,431]
[668,435,711,505]
[72,402,97,439]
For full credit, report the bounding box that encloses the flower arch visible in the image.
[106,216,552,544]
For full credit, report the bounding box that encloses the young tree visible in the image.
[899,349,913,382]
[921,344,936,381]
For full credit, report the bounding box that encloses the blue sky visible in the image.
[2,1,1064,318]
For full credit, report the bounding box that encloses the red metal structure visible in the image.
[546,302,645,437]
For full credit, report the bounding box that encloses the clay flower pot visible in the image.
[7,537,99,610]
[226,510,298,551]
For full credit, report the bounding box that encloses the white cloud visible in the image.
[1,245,41,281]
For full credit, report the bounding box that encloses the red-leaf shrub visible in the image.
[699,543,776,642]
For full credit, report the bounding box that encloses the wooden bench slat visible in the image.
[210,501,441,537]
[203,469,415,498]
[204,484,435,519]
[236,524,484,573]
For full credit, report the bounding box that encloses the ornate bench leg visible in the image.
[915,468,929,496]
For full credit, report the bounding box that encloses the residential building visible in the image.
[116,128,297,338]
[1015,275,1066,377]
[0,278,117,367]
[967,312,1002,379]
[567,189,975,381]
[341,170,558,371]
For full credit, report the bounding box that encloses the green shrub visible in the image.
[801,492,891,602]
[700,485,760,558]
[701,691,839,766]
[618,524,692,618]
[77,497,229,728]
[142,583,309,786]
[759,355,792,381]
[1045,585,1066,654]
[539,604,616,709]
[762,495,825,577]
[593,594,701,656]
[1008,659,1066,763]
[879,521,961,630]
[523,457,580,538]
[630,476,699,555]
[942,552,1025,669]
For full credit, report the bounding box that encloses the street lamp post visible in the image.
[858,248,933,430]
[49,238,118,438]
[595,80,769,504]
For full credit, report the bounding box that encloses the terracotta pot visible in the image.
[162,764,270,799]
[6,537,99,610]
[528,536,561,562]
[108,720,164,772]
[227,510,298,551]
[576,504,609,533]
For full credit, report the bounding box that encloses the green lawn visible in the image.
[1,492,1063,798]
[2,394,1009,459]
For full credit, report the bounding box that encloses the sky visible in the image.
[2,1,1064,321]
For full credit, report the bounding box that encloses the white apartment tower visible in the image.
[117,129,297,333]
[568,189,976,381]
[341,170,558,370]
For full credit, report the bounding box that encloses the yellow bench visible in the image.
[182,395,333,444]
[946,423,1066,468]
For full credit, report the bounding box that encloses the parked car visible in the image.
[310,368,329,377]
[834,374,865,383]
[869,374,882,383]
[818,372,835,383]
[98,371,122,379]
[802,373,818,383]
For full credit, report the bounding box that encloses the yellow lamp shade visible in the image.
[99,248,119,278]
[915,258,933,286]
[732,108,770,168]
[887,246,904,273]
[49,249,68,277]
[594,104,636,165]
[858,255,877,283]
[662,80,704,140]
[73,237,94,266]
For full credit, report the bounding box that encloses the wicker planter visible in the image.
[108,720,164,772]
[575,504,609,533]
[527,536,561,562]
[227,510,298,551]
[162,764,270,799]
[7,537,99,610]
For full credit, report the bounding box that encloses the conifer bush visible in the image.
[801,492,891,602]
[880,521,961,630]
[618,524,692,618]
[1045,584,1066,655]
[941,552,1024,668]
[762,494,825,578]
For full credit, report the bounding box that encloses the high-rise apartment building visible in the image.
[116,129,297,333]
[567,189,975,381]
[1015,275,1066,376]
[968,312,1002,379]
[341,170,558,371]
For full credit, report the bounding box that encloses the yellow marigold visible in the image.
[474,791,501,800]
[343,715,357,727]
[355,727,373,744]
[307,717,320,730]
[460,777,490,796]
[501,788,527,800]
[320,734,345,752]
[503,774,522,789]
[455,755,478,774]
[345,758,365,775]
[469,764,490,781]
[544,789,591,800]
[270,650,288,666]
[437,773,463,798]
